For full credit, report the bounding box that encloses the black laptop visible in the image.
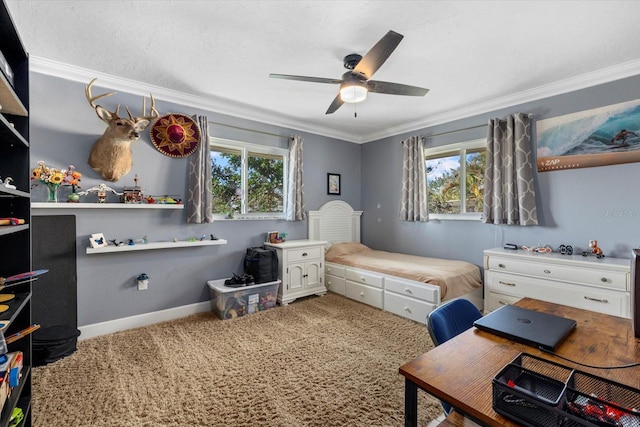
[473,304,577,350]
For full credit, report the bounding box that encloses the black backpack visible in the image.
[244,246,278,284]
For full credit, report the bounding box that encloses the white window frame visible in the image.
[210,137,288,220]
[424,138,485,221]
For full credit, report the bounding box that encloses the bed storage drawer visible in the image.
[326,275,346,295]
[346,281,383,309]
[384,292,436,323]
[384,276,439,303]
[345,268,384,288]
[325,263,346,278]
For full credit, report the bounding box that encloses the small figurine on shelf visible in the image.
[2,177,16,189]
[78,183,122,203]
[121,174,144,204]
[582,240,605,259]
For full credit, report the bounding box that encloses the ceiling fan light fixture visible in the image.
[339,82,367,103]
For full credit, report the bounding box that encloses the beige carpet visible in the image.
[32,293,441,427]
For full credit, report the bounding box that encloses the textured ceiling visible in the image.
[6,1,640,142]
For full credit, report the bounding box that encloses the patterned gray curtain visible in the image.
[399,135,428,222]
[482,113,538,226]
[286,135,305,221]
[186,115,213,223]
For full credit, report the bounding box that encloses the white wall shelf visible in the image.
[86,239,228,254]
[32,202,184,210]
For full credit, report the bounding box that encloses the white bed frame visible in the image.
[308,201,483,322]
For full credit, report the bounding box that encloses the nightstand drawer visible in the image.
[487,256,627,291]
[288,247,322,262]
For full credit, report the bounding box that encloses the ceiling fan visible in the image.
[269,30,429,115]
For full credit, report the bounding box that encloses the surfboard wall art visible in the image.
[536,98,640,172]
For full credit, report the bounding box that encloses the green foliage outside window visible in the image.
[210,150,284,215]
[426,150,485,214]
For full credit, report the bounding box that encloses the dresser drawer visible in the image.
[288,247,322,262]
[487,271,629,317]
[326,274,346,295]
[345,268,384,288]
[384,292,436,323]
[485,292,522,312]
[325,263,346,278]
[487,256,628,291]
[384,276,439,304]
[346,281,383,309]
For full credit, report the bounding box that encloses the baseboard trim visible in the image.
[78,301,212,341]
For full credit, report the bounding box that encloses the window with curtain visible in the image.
[210,137,288,219]
[424,138,486,220]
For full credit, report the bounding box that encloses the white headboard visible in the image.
[308,201,363,245]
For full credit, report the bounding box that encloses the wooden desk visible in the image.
[399,298,640,427]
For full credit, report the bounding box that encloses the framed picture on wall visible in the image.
[327,173,341,195]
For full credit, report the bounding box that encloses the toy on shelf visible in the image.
[78,183,122,203]
[521,245,552,253]
[558,244,574,255]
[2,177,15,189]
[582,240,605,259]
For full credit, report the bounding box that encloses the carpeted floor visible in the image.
[32,293,441,427]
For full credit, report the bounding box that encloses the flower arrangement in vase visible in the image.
[31,161,82,202]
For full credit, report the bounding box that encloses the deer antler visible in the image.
[85,78,117,110]
[126,94,159,122]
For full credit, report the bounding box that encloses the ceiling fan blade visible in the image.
[325,94,344,114]
[352,30,404,79]
[367,80,429,96]
[269,73,343,85]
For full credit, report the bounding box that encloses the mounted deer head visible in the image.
[85,78,159,181]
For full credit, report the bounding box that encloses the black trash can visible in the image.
[32,325,81,367]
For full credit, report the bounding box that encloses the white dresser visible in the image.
[484,248,631,317]
[265,240,327,305]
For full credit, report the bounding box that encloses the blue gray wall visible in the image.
[29,72,361,326]
[30,69,640,327]
[361,75,640,269]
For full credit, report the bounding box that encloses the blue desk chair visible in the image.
[426,298,483,415]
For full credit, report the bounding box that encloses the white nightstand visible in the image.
[264,240,327,305]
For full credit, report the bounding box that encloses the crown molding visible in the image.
[29,56,362,143]
[30,56,640,145]
[359,58,640,143]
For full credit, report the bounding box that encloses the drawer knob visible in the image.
[404,306,411,313]
[360,292,365,297]
[302,252,308,257]
[544,269,551,274]
[404,288,413,294]
[327,280,332,285]
[600,277,608,283]
[498,280,516,287]
[498,263,506,268]
[584,296,608,304]
[360,277,366,282]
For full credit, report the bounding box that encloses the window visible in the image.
[210,137,288,219]
[425,138,486,220]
